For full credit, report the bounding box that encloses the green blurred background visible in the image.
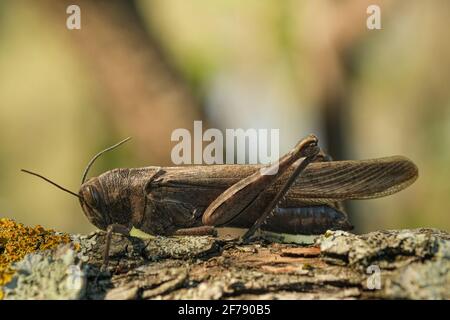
[0,0,449,234]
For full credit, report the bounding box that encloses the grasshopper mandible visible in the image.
[22,134,418,268]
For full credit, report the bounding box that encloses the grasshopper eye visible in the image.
[81,185,102,211]
[90,187,101,208]
[76,182,109,230]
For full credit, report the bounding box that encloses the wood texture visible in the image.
[4,228,448,300]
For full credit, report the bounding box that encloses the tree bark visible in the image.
[3,228,449,300]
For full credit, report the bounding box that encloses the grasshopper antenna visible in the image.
[21,169,82,199]
[81,137,131,184]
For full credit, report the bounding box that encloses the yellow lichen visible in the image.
[0,218,71,299]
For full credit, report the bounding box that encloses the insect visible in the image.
[22,134,418,268]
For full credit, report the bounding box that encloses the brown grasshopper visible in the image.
[22,134,418,268]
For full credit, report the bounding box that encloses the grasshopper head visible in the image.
[78,178,111,230]
[80,167,147,231]
[79,169,143,231]
[78,138,135,230]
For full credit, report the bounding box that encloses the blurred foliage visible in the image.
[0,0,449,233]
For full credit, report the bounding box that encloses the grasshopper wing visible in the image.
[294,156,418,201]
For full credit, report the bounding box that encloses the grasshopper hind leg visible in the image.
[258,148,353,236]
[202,135,319,228]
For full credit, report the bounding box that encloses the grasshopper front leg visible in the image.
[202,134,320,241]
[101,223,131,272]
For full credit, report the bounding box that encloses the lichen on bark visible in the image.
[0,218,71,299]
[1,222,449,300]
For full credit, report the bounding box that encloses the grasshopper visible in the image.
[22,134,418,268]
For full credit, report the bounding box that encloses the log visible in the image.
[2,228,450,300]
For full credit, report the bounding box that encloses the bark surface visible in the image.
[3,228,450,300]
